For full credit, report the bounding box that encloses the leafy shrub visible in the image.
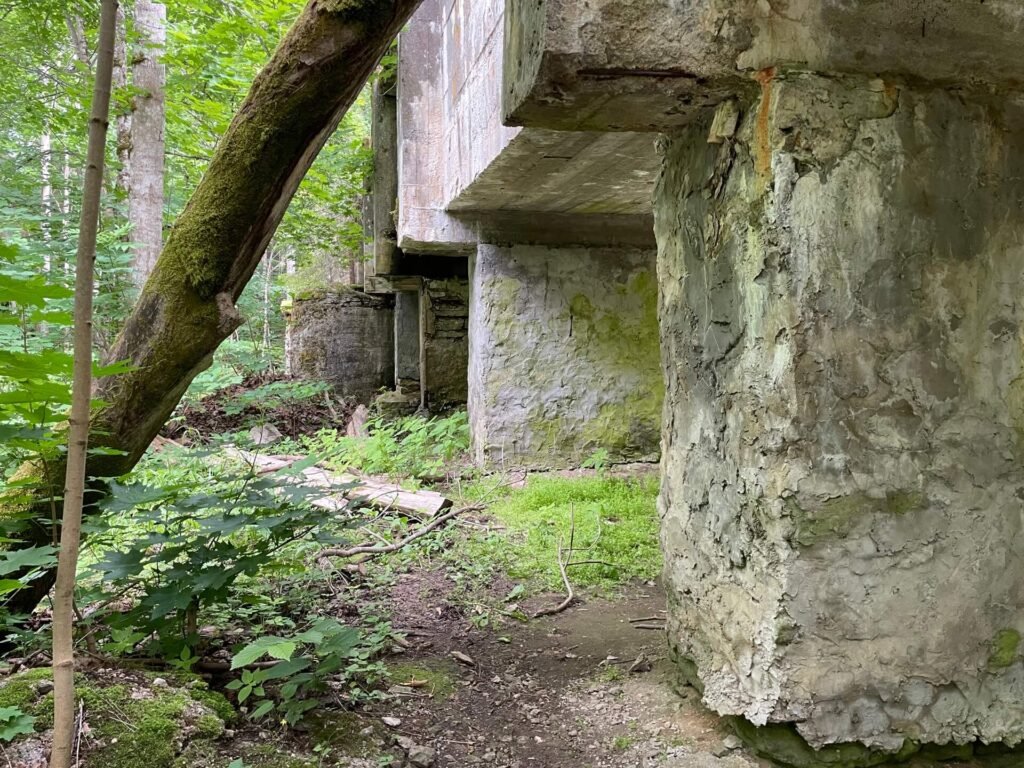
[227,615,392,725]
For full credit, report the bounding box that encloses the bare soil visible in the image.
[163,373,353,442]
[363,572,763,768]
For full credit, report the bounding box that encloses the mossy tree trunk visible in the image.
[4,0,424,616]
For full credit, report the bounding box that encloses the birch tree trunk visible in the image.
[2,0,425,617]
[128,0,166,287]
[49,1,117,765]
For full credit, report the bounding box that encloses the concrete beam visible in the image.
[504,0,1024,132]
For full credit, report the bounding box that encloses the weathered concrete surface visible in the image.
[396,0,658,252]
[394,290,420,388]
[422,277,469,408]
[505,0,1024,132]
[397,0,476,253]
[289,291,395,403]
[469,244,661,468]
[656,72,1024,752]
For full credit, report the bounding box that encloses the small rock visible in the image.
[248,424,282,445]
[407,745,436,767]
[34,681,54,695]
[382,716,402,728]
[151,677,168,688]
[396,735,416,752]
[223,729,236,739]
[723,734,743,750]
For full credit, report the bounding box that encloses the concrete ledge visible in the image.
[504,0,1024,132]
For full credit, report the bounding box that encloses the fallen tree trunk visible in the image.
[226,449,453,517]
[2,0,424,616]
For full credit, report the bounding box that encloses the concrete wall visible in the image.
[469,244,661,468]
[289,291,395,403]
[656,74,1024,753]
[422,277,469,408]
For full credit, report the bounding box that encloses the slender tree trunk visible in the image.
[65,15,89,67]
[262,248,273,354]
[113,4,131,197]
[2,0,425,617]
[128,0,166,287]
[49,2,117,767]
[40,128,53,271]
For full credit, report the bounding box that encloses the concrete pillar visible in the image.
[656,73,1024,758]
[372,71,401,275]
[469,244,661,468]
[421,278,469,408]
[288,291,395,403]
[394,290,421,392]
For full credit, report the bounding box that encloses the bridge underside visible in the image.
[345,0,1024,760]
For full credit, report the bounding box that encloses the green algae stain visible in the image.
[789,491,926,547]
[989,629,1022,669]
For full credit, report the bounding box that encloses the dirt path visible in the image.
[368,573,762,768]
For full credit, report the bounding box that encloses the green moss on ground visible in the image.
[459,474,660,592]
[0,668,233,768]
[388,662,456,700]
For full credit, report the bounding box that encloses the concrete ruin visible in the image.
[296,0,1024,761]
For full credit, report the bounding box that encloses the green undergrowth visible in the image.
[454,474,661,593]
[284,411,470,483]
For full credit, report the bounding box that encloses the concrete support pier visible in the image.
[656,73,1024,754]
[469,244,661,468]
[288,291,395,403]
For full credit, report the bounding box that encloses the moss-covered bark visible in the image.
[1,0,424,616]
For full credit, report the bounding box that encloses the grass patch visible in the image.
[456,474,660,593]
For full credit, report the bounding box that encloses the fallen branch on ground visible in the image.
[320,504,484,564]
[533,504,579,618]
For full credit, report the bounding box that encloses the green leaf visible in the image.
[0,546,57,576]
[262,657,311,681]
[0,706,35,741]
[250,700,274,719]
[0,579,25,595]
[231,636,284,669]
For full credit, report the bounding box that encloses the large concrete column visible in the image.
[469,244,661,468]
[656,72,1024,757]
[289,291,395,403]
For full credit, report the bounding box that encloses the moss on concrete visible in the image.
[788,491,926,547]
[731,717,920,768]
[988,629,1021,669]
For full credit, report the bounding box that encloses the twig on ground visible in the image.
[73,699,84,767]
[631,623,667,631]
[320,504,484,563]
[564,560,614,569]
[628,616,661,624]
[533,504,577,618]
